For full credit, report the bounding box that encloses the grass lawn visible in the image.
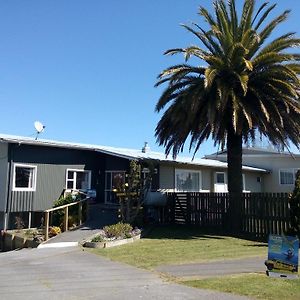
[89,225,267,269]
[181,273,300,300]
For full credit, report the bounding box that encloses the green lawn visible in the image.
[181,274,300,300]
[90,225,267,269]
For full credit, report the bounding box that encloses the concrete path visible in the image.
[0,246,249,300]
[156,256,266,279]
[43,204,118,246]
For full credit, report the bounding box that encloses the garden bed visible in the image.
[83,222,141,249]
[83,234,141,249]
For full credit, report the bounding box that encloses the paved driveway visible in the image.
[0,247,249,300]
[156,256,266,279]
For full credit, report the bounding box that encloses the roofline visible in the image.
[0,133,268,173]
[206,147,300,158]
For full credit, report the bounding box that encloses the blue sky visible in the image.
[0,0,299,157]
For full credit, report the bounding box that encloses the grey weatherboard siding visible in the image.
[6,143,106,212]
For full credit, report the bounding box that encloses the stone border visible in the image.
[83,234,141,249]
[1,231,40,251]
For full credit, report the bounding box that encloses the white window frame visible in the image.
[242,174,251,192]
[65,169,92,191]
[279,168,300,185]
[214,171,228,192]
[175,169,202,192]
[12,163,37,191]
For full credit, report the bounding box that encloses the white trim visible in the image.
[12,163,37,191]
[65,169,92,190]
[242,174,250,192]
[38,242,78,248]
[174,168,202,192]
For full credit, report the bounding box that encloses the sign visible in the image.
[87,189,97,198]
[265,234,299,279]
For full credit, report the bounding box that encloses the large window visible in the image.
[105,171,126,203]
[279,169,300,185]
[13,164,37,191]
[66,169,91,190]
[175,169,201,192]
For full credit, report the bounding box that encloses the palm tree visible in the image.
[155,0,300,232]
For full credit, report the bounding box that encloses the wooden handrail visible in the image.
[45,198,88,213]
[44,198,89,241]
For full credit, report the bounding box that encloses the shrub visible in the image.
[52,193,86,229]
[91,235,105,243]
[14,216,25,230]
[49,226,61,237]
[288,170,300,237]
[103,222,133,239]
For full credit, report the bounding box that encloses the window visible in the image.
[214,172,227,192]
[175,169,201,192]
[13,164,37,191]
[105,171,126,203]
[279,169,300,185]
[66,169,91,190]
[216,172,225,184]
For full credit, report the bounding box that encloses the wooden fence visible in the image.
[161,192,290,240]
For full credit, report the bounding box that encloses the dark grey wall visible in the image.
[0,143,8,212]
[8,143,106,211]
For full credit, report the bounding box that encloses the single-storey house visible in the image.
[205,147,300,193]
[0,134,268,230]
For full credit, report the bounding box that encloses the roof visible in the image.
[206,146,300,158]
[0,133,268,173]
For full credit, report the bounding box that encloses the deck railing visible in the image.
[44,198,88,241]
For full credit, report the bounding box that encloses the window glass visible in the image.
[76,172,89,190]
[15,167,33,188]
[13,165,36,190]
[280,170,294,185]
[67,181,73,189]
[175,170,200,192]
[66,170,91,190]
[112,172,125,190]
[216,173,225,184]
[67,171,74,179]
[105,171,126,204]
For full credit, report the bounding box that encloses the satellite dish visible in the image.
[34,121,45,140]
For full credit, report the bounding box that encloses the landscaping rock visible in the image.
[83,234,141,249]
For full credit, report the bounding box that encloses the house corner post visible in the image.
[64,206,69,232]
[78,202,83,226]
[44,211,49,241]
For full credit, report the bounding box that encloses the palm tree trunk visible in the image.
[227,127,243,235]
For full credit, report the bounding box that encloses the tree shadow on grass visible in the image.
[244,243,268,247]
[144,224,228,240]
